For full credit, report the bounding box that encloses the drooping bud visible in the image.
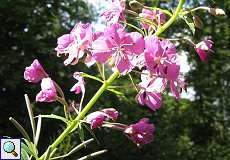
[24,59,48,83]
[36,78,57,102]
[124,118,155,146]
[209,8,225,16]
[193,15,203,29]
[85,108,119,129]
[129,0,144,10]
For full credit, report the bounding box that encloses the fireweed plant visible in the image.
[9,0,225,159]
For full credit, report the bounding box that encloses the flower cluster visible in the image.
[86,109,154,145]
[24,59,58,102]
[23,0,218,149]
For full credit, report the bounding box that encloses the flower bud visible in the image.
[193,15,203,29]
[36,78,57,102]
[124,118,155,146]
[24,59,48,83]
[129,0,144,10]
[209,8,225,16]
[86,108,119,129]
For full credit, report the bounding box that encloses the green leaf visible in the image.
[78,123,85,143]
[120,21,145,35]
[107,88,129,102]
[51,138,94,160]
[82,123,100,145]
[35,114,68,124]
[35,115,42,146]
[21,149,30,160]
[77,149,108,160]
[44,146,52,160]
[181,16,195,34]
[107,88,124,95]
[24,94,36,143]
[22,139,38,158]
[9,117,31,141]
[21,142,32,157]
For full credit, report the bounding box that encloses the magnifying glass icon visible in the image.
[3,141,18,157]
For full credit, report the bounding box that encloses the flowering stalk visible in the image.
[39,70,119,159]
[39,0,186,159]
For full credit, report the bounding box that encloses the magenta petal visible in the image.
[102,108,119,121]
[71,72,85,95]
[92,38,113,63]
[24,59,48,83]
[128,32,145,55]
[86,111,106,129]
[204,40,214,49]
[144,92,162,111]
[56,34,74,51]
[164,63,180,80]
[195,48,208,61]
[93,51,113,63]
[124,118,155,145]
[116,55,133,74]
[36,78,57,102]
[136,91,162,111]
[170,80,180,99]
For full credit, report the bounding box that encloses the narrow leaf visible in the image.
[78,124,85,143]
[24,94,36,143]
[120,21,145,35]
[21,142,33,156]
[82,123,100,145]
[35,114,68,124]
[44,146,52,160]
[21,149,30,160]
[51,138,94,160]
[181,16,195,34]
[107,88,124,95]
[22,139,37,158]
[77,150,108,160]
[35,115,42,146]
[9,117,31,141]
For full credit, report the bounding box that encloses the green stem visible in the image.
[39,70,120,159]
[154,0,185,36]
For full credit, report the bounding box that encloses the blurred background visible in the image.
[0,0,229,159]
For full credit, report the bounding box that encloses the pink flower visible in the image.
[36,78,57,102]
[139,9,166,30]
[55,22,93,65]
[124,118,155,145]
[136,70,166,111]
[144,36,179,79]
[70,72,85,94]
[101,0,126,25]
[92,23,144,74]
[24,59,48,83]
[86,108,119,129]
[55,34,74,53]
[101,108,119,121]
[195,40,214,61]
[86,111,106,129]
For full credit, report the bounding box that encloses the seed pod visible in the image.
[193,15,203,29]
[209,8,225,16]
[129,0,144,10]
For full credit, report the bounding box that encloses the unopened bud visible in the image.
[209,8,225,16]
[193,15,203,29]
[129,0,144,10]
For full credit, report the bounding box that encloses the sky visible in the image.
[85,0,195,100]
